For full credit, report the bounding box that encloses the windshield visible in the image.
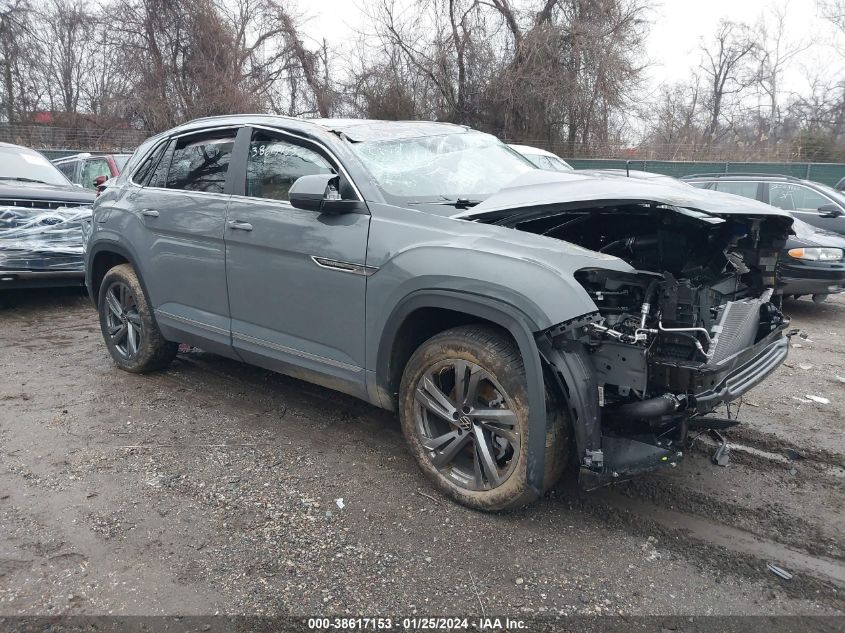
[0,146,71,186]
[113,155,130,171]
[350,131,534,202]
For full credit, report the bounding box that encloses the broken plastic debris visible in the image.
[797,363,813,370]
[805,395,830,405]
[767,563,793,580]
[835,375,845,384]
[335,498,345,509]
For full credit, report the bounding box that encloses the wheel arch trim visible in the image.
[374,289,550,495]
[86,240,148,306]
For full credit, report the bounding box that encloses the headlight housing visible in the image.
[787,247,843,261]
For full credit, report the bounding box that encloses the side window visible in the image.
[133,141,169,187]
[166,132,236,194]
[769,183,830,212]
[56,160,77,181]
[246,131,333,201]
[80,158,111,189]
[714,181,758,199]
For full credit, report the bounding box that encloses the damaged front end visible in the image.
[525,202,792,480]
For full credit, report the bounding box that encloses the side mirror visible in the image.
[289,173,364,215]
[818,203,844,218]
[94,175,109,188]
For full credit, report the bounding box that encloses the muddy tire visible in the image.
[399,325,569,511]
[97,263,177,373]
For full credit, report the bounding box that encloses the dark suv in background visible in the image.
[682,173,845,236]
[0,142,95,288]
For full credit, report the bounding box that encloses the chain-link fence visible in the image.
[0,124,150,153]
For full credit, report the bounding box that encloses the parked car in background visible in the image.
[509,144,573,171]
[586,170,845,304]
[779,219,845,302]
[86,116,793,510]
[0,142,95,289]
[53,152,132,191]
[681,173,845,236]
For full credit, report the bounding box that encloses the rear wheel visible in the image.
[98,264,177,373]
[398,325,568,511]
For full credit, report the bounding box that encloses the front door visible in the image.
[767,182,845,235]
[224,127,371,398]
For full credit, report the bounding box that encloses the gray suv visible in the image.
[85,116,793,510]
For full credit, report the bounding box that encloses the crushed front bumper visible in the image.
[693,332,789,411]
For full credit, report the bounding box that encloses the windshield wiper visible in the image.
[0,176,52,185]
[409,197,482,209]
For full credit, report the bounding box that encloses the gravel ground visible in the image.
[0,288,843,617]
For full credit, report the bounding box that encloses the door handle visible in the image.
[141,208,159,218]
[227,220,253,231]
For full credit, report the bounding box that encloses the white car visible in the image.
[508,144,573,171]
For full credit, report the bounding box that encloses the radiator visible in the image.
[709,298,763,364]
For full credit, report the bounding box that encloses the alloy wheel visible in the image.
[413,359,521,491]
[103,281,143,359]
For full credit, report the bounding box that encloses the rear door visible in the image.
[129,128,239,356]
[223,127,371,398]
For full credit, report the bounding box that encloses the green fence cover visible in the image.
[567,159,845,186]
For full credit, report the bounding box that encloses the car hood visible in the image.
[0,181,95,205]
[452,170,794,229]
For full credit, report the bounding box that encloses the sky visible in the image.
[300,0,840,95]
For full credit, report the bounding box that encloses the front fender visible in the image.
[366,244,600,339]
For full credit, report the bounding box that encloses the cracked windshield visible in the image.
[351,132,533,201]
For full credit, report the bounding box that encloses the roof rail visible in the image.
[680,172,803,181]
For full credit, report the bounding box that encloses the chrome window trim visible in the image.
[127,122,364,203]
[132,185,233,202]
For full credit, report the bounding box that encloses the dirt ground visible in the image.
[0,288,843,617]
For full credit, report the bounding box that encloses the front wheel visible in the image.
[98,263,177,373]
[398,325,569,511]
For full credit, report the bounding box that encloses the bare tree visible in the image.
[0,0,33,122]
[699,20,758,143]
[753,2,810,147]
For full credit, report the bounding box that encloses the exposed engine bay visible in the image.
[505,202,793,477]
